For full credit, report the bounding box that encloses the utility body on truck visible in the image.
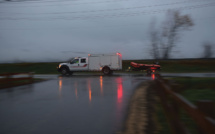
[57,53,122,75]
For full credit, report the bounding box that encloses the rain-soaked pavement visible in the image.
[0,75,153,134]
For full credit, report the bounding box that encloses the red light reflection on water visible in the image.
[117,84,123,102]
[89,89,92,102]
[116,77,123,103]
[152,74,155,80]
[116,77,124,127]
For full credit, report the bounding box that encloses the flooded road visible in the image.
[0,75,152,134]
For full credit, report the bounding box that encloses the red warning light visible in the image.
[116,52,121,56]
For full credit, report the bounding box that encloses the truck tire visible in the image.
[102,67,111,75]
[61,67,69,76]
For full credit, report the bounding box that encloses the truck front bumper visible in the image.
[57,66,61,72]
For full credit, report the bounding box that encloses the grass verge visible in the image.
[0,78,45,89]
[155,77,215,134]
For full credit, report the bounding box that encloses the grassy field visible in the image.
[0,78,45,89]
[0,58,215,74]
[0,62,59,74]
[174,77,215,134]
[171,77,215,102]
[123,58,215,73]
[156,77,215,134]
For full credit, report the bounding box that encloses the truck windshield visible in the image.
[68,58,74,63]
[70,58,79,64]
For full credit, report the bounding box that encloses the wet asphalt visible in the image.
[0,74,153,134]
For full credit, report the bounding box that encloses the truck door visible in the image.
[69,58,80,71]
[79,58,88,70]
[69,58,88,71]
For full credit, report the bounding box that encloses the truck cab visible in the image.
[57,57,88,75]
[68,57,88,71]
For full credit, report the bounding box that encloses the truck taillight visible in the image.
[116,52,121,56]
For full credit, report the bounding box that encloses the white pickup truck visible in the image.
[57,53,122,75]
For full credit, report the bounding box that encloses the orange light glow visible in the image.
[152,74,155,80]
[58,77,63,98]
[59,80,62,90]
[88,80,92,102]
[100,76,103,95]
[88,54,91,57]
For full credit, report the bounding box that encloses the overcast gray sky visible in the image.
[0,0,215,63]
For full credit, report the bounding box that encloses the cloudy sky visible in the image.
[0,0,215,63]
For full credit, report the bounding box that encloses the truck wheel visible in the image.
[102,67,111,75]
[61,67,69,76]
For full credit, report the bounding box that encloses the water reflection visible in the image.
[116,77,123,104]
[74,82,78,99]
[88,80,92,102]
[152,74,155,80]
[58,77,63,98]
[57,76,127,105]
[100,76,103,96]
[116,77,124,129]
[55,76,132,133]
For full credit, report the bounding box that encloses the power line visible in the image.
[0,0,144,8]
[0,2,215,21]
[0,16,215,30]
[1,0,214,8]
[0,0,80,4]
[1,0,213,15]
[1,0,135,4]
